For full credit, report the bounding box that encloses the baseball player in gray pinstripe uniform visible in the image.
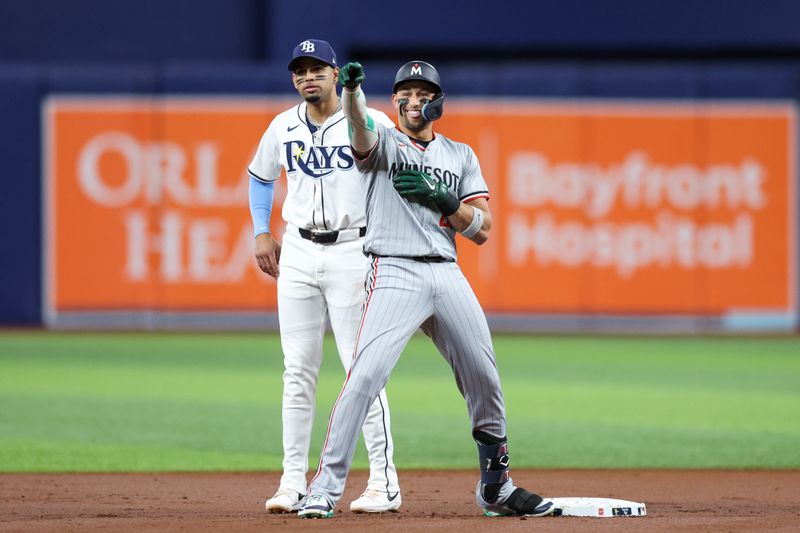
[298,60,554,519]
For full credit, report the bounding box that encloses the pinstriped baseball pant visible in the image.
[276,231,399,495]
[308,256,507,503]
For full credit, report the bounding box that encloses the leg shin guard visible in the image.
[474,430,509,504]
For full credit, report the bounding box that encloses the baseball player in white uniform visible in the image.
[297,60,554,519]
[248,39,401,514]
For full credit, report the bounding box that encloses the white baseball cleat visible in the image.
[265,488,306,513]
[350,488,402,513]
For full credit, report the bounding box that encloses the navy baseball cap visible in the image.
[288,39,337,71]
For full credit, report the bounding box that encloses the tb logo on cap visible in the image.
[300,40,315,52]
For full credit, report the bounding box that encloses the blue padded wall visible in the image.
[0,66,44,323]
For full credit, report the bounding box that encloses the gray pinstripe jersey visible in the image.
[356,123,489,260]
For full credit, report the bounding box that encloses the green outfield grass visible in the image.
[0,332,798,472]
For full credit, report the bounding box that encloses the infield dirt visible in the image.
[1,469,798,532]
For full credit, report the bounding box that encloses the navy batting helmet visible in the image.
[392,61,442,93]
[393,61,445,121]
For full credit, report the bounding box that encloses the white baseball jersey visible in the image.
[356,123,489,260]
[248,101,394,231]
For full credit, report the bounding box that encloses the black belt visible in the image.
[373,254,453,263]
[298,226,366,244]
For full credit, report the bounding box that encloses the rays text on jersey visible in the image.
[283,140,355,179]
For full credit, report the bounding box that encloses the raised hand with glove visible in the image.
[338,61,365,90]
[339,61,377,155]
[392,169,461,216]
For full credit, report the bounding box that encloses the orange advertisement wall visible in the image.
[45,98,796,316]
[441,102,796,314]
[46,99,293,312]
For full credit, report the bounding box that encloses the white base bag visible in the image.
[550,497,647,517]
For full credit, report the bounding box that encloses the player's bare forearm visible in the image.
[392,170,492,243]
[447,198,492,245]
[254,232,281,278]
[339,62,378,157]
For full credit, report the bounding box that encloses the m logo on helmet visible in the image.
[410,64,422,76]
[300,40,315,52]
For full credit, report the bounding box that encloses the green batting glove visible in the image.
[393,169,461,216]
[339,62,365,90]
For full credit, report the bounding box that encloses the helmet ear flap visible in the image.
[421,92,445,121]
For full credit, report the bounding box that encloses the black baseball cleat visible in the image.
[473,433,553,517]
[478,483,555,517]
